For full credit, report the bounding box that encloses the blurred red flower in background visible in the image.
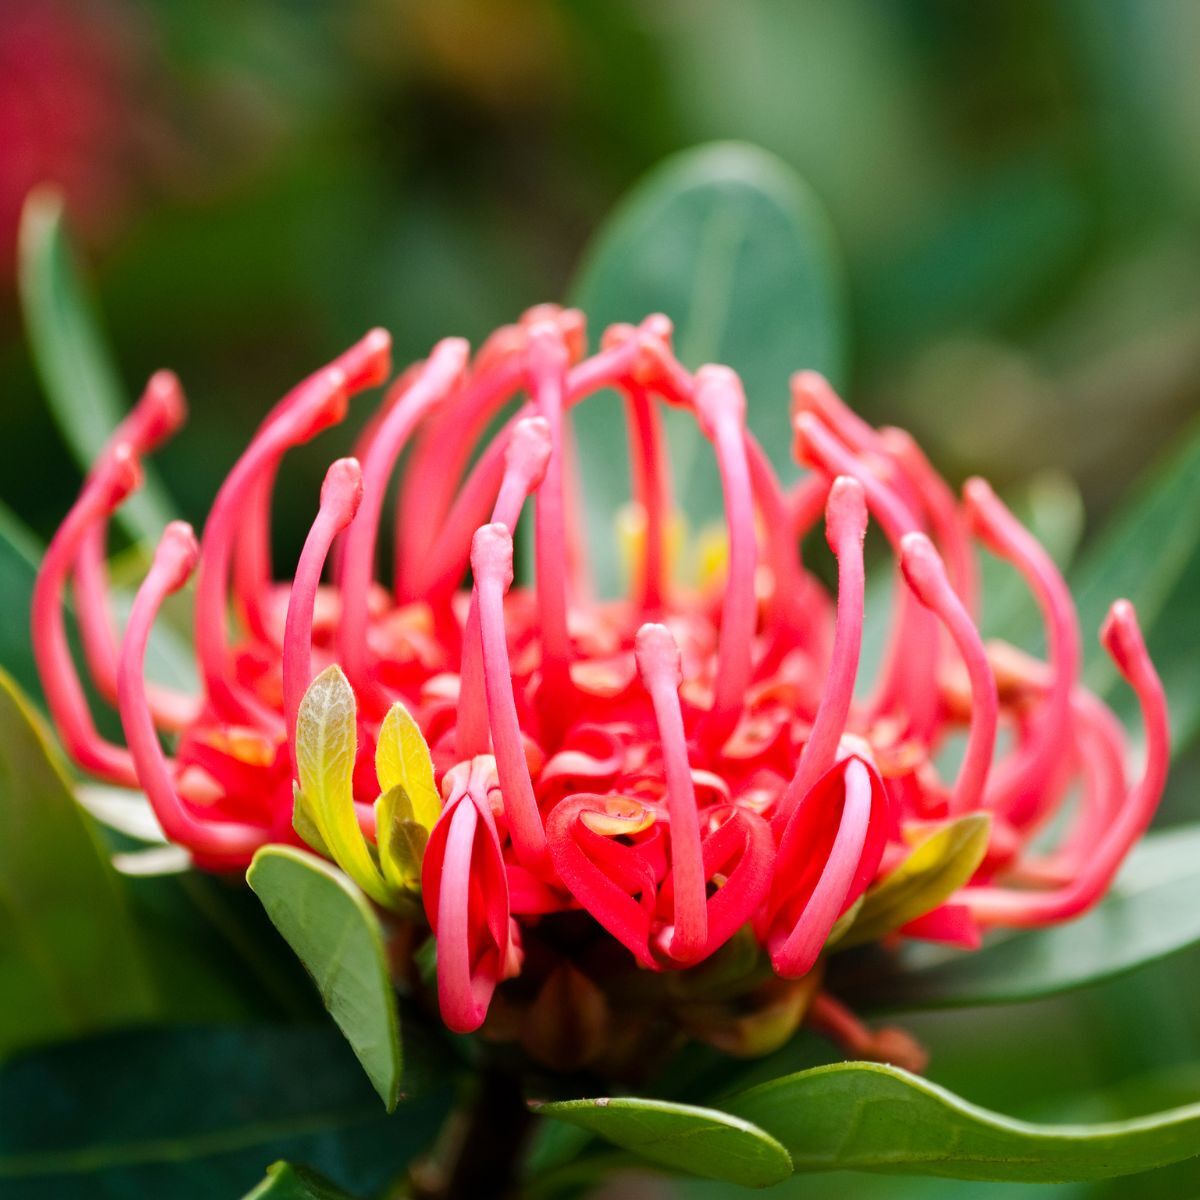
[0,1,148,280]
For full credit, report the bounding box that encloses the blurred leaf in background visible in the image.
[0,671,158,1058]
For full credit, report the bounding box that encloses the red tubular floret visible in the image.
[899,531,998,815]
[32,446,143,785]
[282,458,364,760]
[962,601,1167,926]
[118,522,268,866]
[964,477,1080,829]
[337,338,467,711]
[775,477,868,829]
[471,524,548,869]
[636,622,708,964]
[693,366,758,750]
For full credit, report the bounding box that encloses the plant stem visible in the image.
[411,1064,537,1200]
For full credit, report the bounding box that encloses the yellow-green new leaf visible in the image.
[292,788,331,858]
[295,666,389,907]
[375,702,441,830]
[834,813,991,948]
[377,785,429,892]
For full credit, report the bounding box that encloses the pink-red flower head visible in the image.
[35,307,1169,1048]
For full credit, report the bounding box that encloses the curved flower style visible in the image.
[34,305,1169,1063]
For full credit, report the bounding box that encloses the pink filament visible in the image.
[1037,690,1127,877]
[117,522,266,865]
[692,807,776,957]
[435,798,487,1032]
[396,308,585,593]
[624,382,671,610]
[771,756,873,977]
[470,524,547,868]
[72,370,197,730]
[31,446,142,785]
[235,330,392,643]
[338,338,468,709]
[899,532,998,814]
[963,601,1167,925]
[794,411,938,732]
[282,458,364,760]
[746,434,824,655]
[693,367,757,750]
[964,478,1080,827]
[882,426,979,615]
[528,324,575,736]
[397,347,528,598]
[196,357,362,730]
[455,419,551,759]
[775,477,868,828]
[423,759,512,1034]
[399,321,656,603]
[635,622,707,963]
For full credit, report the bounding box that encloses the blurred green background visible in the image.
[2,2,1200,1198]
[5,0,1200,551]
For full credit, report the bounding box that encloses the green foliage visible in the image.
[538,1061,1200,1186]
[243,1162,359,1200]
[247,846,404,1111]
[17,190,177,545]
[532,1096,793,1188]
[0,671,158,1059]
[0,1026,447,1200]
[568,141,845,592]
[725,1061,1200,1182]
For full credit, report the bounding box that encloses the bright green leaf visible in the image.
[835,813,990,948]
[839,822,1200,1011]
[375,701,441,830]
[532,1095,793,1187]
[0,1026,447,1199]
[247,846,403,1110]
[295,666,390,906]
[568,141,846,593]
[376,785,429,892]
[18,188,176,544]
[0,670,159,1057]
[243,1161,359,1200]
[726,1061,1200,1182]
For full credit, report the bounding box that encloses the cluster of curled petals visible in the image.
[35,304,1168,1052]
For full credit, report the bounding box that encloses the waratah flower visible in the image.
[34,305,1168,1069]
